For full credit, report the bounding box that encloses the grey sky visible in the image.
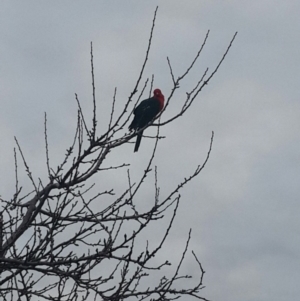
[1,1,300,301]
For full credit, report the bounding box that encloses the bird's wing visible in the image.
[134,97,160,116]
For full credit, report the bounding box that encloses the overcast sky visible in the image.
[1,1,300,301]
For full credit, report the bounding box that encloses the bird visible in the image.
[129,88,165,152]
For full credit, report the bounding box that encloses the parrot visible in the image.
[129,88,165,152]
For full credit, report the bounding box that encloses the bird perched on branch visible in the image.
[129,88,165,152]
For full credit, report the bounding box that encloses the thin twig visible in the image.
[90,42,97,141]
[44,112,51,178]
[14,137,37,192]
[75,93,90,138]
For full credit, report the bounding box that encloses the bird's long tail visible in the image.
[134,131,143,152]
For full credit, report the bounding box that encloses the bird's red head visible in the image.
[153,88,164,110]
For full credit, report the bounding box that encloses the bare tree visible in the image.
[0,7,237,301]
